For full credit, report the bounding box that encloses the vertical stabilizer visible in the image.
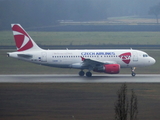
[11,24,42,51]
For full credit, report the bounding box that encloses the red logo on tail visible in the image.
[119,52,131,64]
[12,25,33,51]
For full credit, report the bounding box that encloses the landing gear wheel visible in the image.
[79,71,85,76]
[131,72,136,77]
[131,67,136,77]
[86,71,92,77]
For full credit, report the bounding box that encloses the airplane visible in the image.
[7,24,156,77]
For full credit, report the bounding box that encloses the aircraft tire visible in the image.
[86,71,92,77]
[79,71,85,76]
[131,72,136,77]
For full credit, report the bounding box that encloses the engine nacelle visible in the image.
[104,64,120,74]
[93,64,120,74]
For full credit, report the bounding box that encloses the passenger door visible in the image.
[132,51,138,62]
[41,52,47,62]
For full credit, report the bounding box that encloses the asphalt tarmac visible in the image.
[0,74,159,83]
[0,74,160,120]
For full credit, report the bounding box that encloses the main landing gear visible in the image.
[79,70,85,76]
[131,67,136,77]
[86,71,92,77]
[79,70,92,77]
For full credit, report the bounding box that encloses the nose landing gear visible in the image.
[131,67,136,77]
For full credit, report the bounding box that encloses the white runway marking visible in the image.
[0,74,159,83]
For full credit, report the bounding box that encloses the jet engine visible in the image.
[93,64,120,74]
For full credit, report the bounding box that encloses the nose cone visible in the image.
[149,57,156,65]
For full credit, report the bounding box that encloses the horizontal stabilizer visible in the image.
[18,54,33,59]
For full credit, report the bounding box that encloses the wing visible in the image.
[81,57,116,68]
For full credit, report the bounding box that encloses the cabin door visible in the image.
[41,52,47,62]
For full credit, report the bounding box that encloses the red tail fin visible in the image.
[11,24,41,51]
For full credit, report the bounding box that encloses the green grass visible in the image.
[61,17,158,25]
[1,31,160,46]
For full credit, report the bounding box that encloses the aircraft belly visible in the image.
[47,58,80,68]
[41,63,70,68]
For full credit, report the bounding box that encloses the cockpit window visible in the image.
[143,54,148,57]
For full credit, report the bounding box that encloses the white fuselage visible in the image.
[8,49,156,69]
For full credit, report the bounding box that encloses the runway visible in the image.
[0,74,159,83]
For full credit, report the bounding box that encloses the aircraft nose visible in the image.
[150,57,156,65]
[153,58,156,64]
